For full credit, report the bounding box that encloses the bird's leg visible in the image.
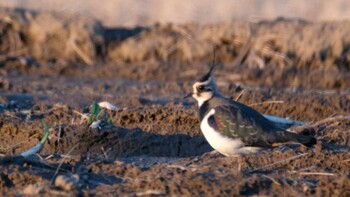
[237,156,252,171]
[234,156,244,171]
[238,157,242,171]
[203,150,221,158]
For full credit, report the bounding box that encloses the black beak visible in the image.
[184,92,193,99]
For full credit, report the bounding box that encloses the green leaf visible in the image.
[89,101,100,124]
[41,121,49,144]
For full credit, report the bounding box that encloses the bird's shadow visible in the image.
[80,126,213,158]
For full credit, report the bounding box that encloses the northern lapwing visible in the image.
[185,65,316,157]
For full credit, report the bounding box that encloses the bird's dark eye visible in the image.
[197,85,204,91]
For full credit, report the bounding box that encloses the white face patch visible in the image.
[192,91,213,107]
[191,78,214,107]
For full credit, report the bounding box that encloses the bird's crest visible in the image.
[199,46,216,82]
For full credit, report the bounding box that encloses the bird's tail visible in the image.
[283,131,317,147]
[272,131,317,146]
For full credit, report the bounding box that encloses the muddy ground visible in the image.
[1,8,350,196]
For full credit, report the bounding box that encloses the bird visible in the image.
[185,65,316,157]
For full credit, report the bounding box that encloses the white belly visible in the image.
[200,109,261,156]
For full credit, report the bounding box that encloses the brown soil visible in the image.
[0,8,350,196]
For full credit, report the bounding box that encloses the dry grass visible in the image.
[106,19,350,74]
[0,8,104,64]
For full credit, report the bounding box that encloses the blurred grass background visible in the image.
[1,0,350,27]
[2,0,350,90]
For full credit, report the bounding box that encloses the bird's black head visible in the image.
[184,64,218,107]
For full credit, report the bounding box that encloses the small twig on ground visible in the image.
[72,110,89,124]
[261,175,281,186]
[101,146,109,159]
[235,89,245,101]
[312,115,349,126]
[35,154,44,161]
[59,154,74,159]
[45,155,55,160]
[294,115,350,132]
[49,144,79,185]
[167,164,189,171]
[135,190,166,196]
[44,154,75,161]
[289,171,335,176]
[249,100,284,107]
[72,110,89,119]
[252,153,309,172]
